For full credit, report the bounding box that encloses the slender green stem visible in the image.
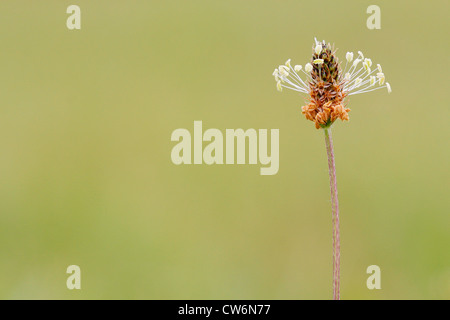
[324,128,341,300]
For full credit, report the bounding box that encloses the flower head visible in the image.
[273,38,391,129]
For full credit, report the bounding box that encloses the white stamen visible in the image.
[346,52,353,62]
[358,51,364,59]
[305,63,313,73]
[315,44,322,55]
[377,72,385,85]
[277,81,282,92]
[370,76,376,86]
[345,73,351,81]
[294,65,302,72]
[386,82,392,93]
[377,64,382,73]
[313,59,324,65]
[364,58,372,68]
[279,65,289,77]
[285,59,291,67]
[352,58,361,68]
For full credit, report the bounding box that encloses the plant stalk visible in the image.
[324,128,341,300]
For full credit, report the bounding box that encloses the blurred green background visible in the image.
[0,0,448,299]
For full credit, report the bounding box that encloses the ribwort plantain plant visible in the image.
[273,38,391,300]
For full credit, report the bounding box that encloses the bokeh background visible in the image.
[0,0,448,299]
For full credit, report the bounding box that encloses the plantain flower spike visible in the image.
[273,39,391,129]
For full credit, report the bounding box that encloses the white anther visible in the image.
[355,78,362,87]
[313,59,324,65]
[363,60,371,72]
[344,73,351,81]
[305,63,313,73]
[377,64,382,73]
[346,52,354,63]
[376,72,385,85]
[358,51,364,59]
[294,65,302,72]
[285,59,291,67]
[364,58,372,68]
[370,76,376,86]
[279,65,289,77]
[386,82,392,93]
[352,58,361,67]
[315,44,322,55]
[277,81,282,92]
